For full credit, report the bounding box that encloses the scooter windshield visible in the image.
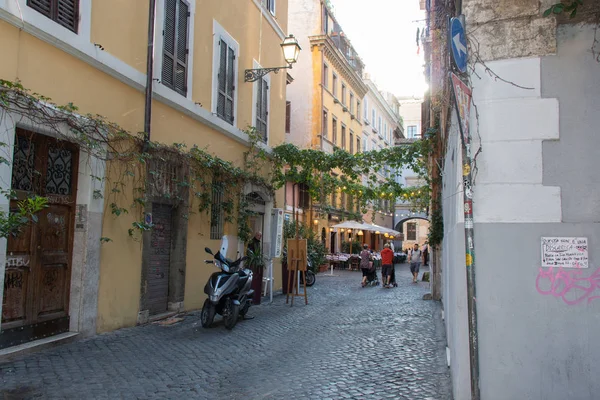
[219,235,229,257]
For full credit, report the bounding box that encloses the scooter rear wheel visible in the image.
[201,299,215,328]
[223,298,239,330]
[305,271,316,287]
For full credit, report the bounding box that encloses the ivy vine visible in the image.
[0,78,428,245]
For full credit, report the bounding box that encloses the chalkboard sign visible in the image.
[541,237,588,268]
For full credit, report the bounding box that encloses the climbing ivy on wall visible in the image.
[0,78,429,243]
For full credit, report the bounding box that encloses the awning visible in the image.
[331,221,401,238]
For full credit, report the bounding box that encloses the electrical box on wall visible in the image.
[271,208,284,258]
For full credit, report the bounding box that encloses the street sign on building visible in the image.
[450,17,468,73]
[450,73,472,144]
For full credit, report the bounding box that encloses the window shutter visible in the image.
[226,46,235,123]
[255,78,268,141]
[174,0,189,94]
[217,40,236,125]
[285,102,291,133]
[217,40,227,120]
[28,0,52,18]
[27,0,79,33]
[162,0,188,96]
[162,0,177,89]
[57,0,78,32]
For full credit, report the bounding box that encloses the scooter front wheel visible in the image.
[223,298,239,330]
[201,299,215,328]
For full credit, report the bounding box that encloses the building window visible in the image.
[332,74,338,96]
[341,84,347,105]
[162,0,190,96]
[212,21,238,125]
[322,5,329,34]
[341,125,346,149]
[378,116,382,132]
[407,125,418,138]
[349,131,354,153]
[285,101,291,133]
[407,222,417,241]
[332,116,338,144]
[210,181,224,239]
[363,134,368,151]
[372,109,376,128]
[255,75,269,141]
[266,0,276,15]
[357,137,361,154]
[350,93,354,115]
[331,174,338,207]
[364,99,369,121]
[323,109,328,138]
[356,100,361,122]
[323,64,329,88]
[298,183,310,209]
[340,192,345,209]
[27,0,79,33]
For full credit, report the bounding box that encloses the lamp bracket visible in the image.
[244,65,292,82]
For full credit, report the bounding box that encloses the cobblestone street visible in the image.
[1,264,452,400]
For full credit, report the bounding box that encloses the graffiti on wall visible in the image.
[536,263,600,306]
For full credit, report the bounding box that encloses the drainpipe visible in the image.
[143,0,157,153]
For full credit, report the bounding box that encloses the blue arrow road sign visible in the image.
[450,17,467,73]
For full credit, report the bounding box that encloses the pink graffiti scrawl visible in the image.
[536,263,600,306]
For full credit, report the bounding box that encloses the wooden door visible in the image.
[1,129,78,348]
[147,203,172,315]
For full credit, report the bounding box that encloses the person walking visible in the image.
[246,231,263,304]
[380,243,394,288]
[359,244,372,287]
[409,243,422,283]
[422,242,429,266]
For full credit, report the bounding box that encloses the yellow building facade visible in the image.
[0,0,290,348]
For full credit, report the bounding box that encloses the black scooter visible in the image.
[201,236,254,330]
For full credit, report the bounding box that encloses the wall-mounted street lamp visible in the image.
[244,35,301,82]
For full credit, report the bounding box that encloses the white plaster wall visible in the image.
[441,115,471,400]
[470,58,562,223]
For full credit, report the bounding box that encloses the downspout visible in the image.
[143,0,157,153]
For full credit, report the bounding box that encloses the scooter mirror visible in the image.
[205,247,213,255]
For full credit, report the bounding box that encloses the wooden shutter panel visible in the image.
[174,0,189,94]
[285,102,291,133]
[162,0,177,88]
[217,40,227,120]
[225,46,235,123]
[28,0,52,18]
[162,0,188,96]
[57,0,78,32]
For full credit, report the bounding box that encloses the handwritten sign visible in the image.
[541,237,588,268]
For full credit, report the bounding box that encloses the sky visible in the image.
[328,0,427,98]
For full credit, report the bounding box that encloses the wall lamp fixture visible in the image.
[244,35,301,82]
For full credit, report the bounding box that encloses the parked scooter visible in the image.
[201,236,254,330]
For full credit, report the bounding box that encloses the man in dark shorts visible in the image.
[380,243,394,288]
[410,243,422,283]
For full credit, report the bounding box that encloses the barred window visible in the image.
[210,181,224,239]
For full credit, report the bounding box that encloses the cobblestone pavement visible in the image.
[1,264,452,400]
